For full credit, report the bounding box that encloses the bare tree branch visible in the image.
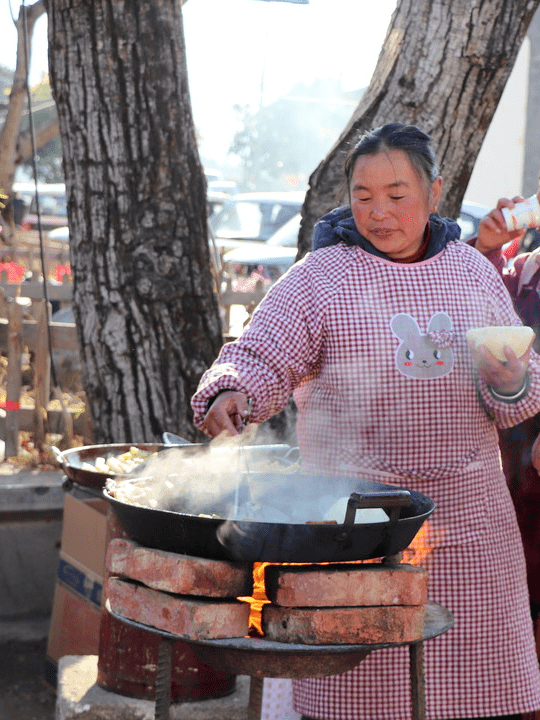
[0,0,47,242]
[16,114,60,165]
[0,0,47,193]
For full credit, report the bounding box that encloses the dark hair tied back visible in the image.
[344,122,439,188]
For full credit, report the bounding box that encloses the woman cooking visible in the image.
[191,123,540,720]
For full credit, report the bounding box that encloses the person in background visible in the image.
[472,196,540,636]
[192,123,540,720]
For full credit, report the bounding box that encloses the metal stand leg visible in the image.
[155,637,174,720]
[248,676,264,720]
[409,641,426,720]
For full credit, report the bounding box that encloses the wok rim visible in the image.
[102,476,435,527]
[102,476,436,562]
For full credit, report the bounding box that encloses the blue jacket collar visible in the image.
[312,205,461,260]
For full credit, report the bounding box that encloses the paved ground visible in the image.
[0,619,251,720]
[0,465,63,720]
[0,627,56,720]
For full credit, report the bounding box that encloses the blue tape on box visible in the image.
[56,557,102,609]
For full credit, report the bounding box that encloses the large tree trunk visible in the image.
[47,0,223,443]
[298,0,540,256]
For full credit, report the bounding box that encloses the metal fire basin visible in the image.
[109,602,452,679]
[104,542,453,719]
[107,607,373,677]
[107,604,453,720]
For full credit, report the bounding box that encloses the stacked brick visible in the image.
[105,539,429,645]
[105,538,252,639]
[261,563,428,644]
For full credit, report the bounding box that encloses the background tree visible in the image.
[0,0,46,242]
[47,0,222,443]
[0,73,61,183]
[523,7,540,196]
[229,80,363,191]
[16,78,63,183]
[297,0,540,256]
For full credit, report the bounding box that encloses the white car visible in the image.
[45,189,234,248]
[223,213,301,280]
[210,191,305,252]
[47,225,70,244]
[223,200,492,284]
[14,182,67,232]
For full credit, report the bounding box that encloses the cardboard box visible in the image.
[59,493,109,577]
[45,493,109,690]
[44,578,102,688]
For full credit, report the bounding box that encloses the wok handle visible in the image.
[51,445,67,470]
[344,490,412,526]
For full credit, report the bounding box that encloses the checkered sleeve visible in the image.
[191,254,343,430]
[470,255,540,428]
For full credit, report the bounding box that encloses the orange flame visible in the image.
[238,521,439,636]
[402,521,435,566]
[237,562,279,636]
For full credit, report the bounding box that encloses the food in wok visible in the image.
[51,443,167,489]
[106,475,392,526]
[54,439,299,489]
[80,446,158,475]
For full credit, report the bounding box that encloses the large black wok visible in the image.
[103,472,435,563]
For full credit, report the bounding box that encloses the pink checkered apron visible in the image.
[192,241,540,719]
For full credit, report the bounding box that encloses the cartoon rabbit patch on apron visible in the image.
[391,311,455,379]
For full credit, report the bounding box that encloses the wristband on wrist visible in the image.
[488,373,530,403]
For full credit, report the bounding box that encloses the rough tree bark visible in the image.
[523,5,540,196]
[0,0,46,242]
[298,0,540,256]
[47,0,223,443]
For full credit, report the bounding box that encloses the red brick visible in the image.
[264,563,428,607]
[262,604,426,645]
[105,538,253,597]
[107,577,250,640]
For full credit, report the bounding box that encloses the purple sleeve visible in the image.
[467,236,522,297]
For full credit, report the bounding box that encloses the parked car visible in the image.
[517,227,540,253]
[207,190,231,218]
[456,201,490,242]
[209,191,305,252]
[223,200,493,285]
[223,213,301,280]
[208,179,238,195]
[47,225,70,244]
[14,182,67,232]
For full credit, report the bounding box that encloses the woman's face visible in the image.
[349,149,443,260]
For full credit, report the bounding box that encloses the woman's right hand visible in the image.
[468,339,533,397]
[475,196,527,254]
[202,390,251,437]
